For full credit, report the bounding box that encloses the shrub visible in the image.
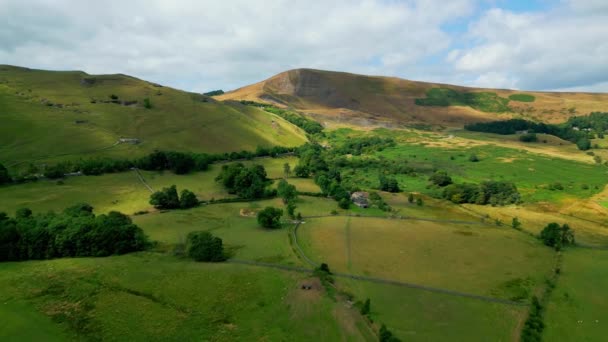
[257,207,283,229]
[576,138,591,150]
[519,133,538,142]
[469,154,480,162]
[186,231,225,262]
[0,163,11,185]
[143,97,152,109]
[429,171,452,187]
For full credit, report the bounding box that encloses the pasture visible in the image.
[298,216,555,299]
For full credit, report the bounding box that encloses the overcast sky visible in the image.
[1,0,607,93]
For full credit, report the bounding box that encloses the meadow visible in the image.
[298,216,555,300]
[543,248,608,341]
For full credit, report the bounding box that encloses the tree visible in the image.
[408,193,414,204]
[338,198,351,209]
[216,163,269,199]
[540,222,575,250]
[576,137,591,151]
[179,189,199,209]
[512,217,522,230]
[293,164,310,178]
[379,324,401,342]
[379,175,400,192]
[416,197,424,206]
[0,163,11,185]
[277,179,297,204]
[283,163,291,178]
[257,207,283,229]
[469,154,480,162]
[186,231,224,262]
[429,171,452,187]
[149,185,180,209]
[360,298,371,315]
[143,97,152,109]
[286,202,297,219]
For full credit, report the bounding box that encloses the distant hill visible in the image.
[0,65,307,168]
[218,68,608,127]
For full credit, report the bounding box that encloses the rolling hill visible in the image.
[218,68,608,127]
[0,65,307,169]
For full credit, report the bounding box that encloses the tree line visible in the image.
[464,118,598,150]
[0,204,148,262]
[0,145,295,185]
[240,101,324,134]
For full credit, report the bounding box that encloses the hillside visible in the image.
[0,65,307,169]
[218,68,608,127]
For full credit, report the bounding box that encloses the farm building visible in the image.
[350,191,369,208]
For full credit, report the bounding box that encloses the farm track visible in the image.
[133,168,154,193]
[285,218,527,307]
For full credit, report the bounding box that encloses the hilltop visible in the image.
[218,68,608,127]
[0,65,307,169]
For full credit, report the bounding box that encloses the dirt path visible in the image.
[133,168,154,193]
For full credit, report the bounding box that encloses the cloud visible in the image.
[450,2,608,91]
[0,0,474,92]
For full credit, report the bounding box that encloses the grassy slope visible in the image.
[0,254,370,341]
[218,68,608,127]
[0,65,307,169]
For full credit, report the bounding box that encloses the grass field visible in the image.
[543,248,608,341]
[0,253,372,341]
[339,278,525,341]
[299,216,555,300]
[0,66,307,170]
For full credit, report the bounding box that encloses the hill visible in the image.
[218,68,608,127]
[0,65,307,169]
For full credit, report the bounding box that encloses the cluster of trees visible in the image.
[257,207,283,229]
[334,137,395,156]
[429,171,452,187]
[240,101,324,134]
[369,192,391,212]
[565,112,608,133]
[442,181,520,205]
[215,163,272,199]
[202,89,224,96]
[149,185,198,209]
[185,231,225,261]
[0,204,148,261]
[464,118,595,150]
[521,296,544,342]
[315,170,352,209]
[539,223,575,250]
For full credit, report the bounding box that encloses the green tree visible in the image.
[469,154,480,162]
[512,217,521,230]
[143,97,152,109]
[283,163,291,178]
[286,202,297,219]
[407,193,414,203]
[0,163,11,185]
[416,197,424,206]
[186,231,224,262]
[379,175,400,192]
[277,179,297,204]
[429,171,453,187]
[540,222,575,250]
[338,198,351,209]
[360,298,371,315]
[576,137,591,151]
[150,185,180,209]
[257,207,283,229]
[179,189,199,209]
[379,324,401,342]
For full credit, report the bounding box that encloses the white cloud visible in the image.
[450,2,608,90]
[0,0,474,92]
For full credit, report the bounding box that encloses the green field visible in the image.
[299,216,554,299]
[544,248,608,341]
[415,88,511,112]
[509,93,536,102]
[0,254,371,341]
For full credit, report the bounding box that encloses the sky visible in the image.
[1,0,607,93]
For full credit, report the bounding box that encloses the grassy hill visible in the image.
[0,65,307,169]
[218,68,608,128]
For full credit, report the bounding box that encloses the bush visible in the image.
[519,133,538,142]
[576,138,591,151]
[379,175,400,192]
[0,163,11,185]
[186,231,225,262]
[338,198,351,209]
[469,154,480,162]
[143,97,152,109]
[257,207,283,229]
